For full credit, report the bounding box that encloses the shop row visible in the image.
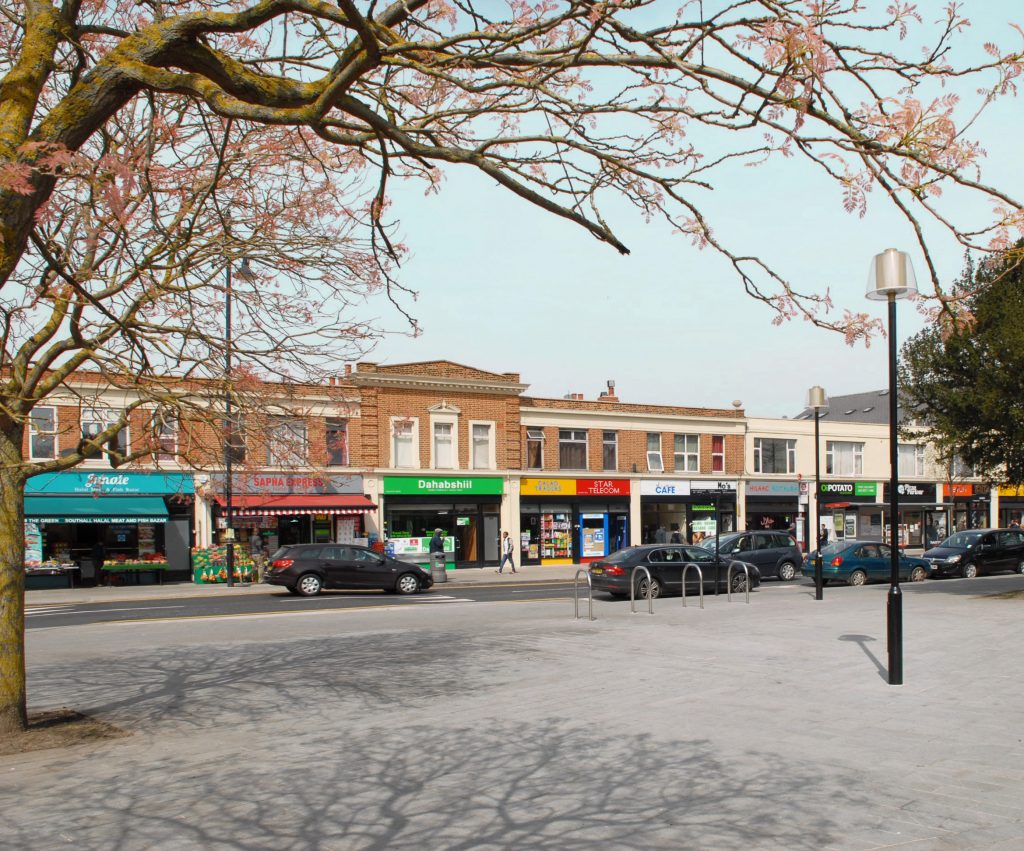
[22,471,1021,581]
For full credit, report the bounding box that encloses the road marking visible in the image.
[27,605,186,617]
[25,606,71,615]
[407,596,473,603]
[512,589,572,594]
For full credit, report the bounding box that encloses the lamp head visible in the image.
[235,258,257,282]
[807,385,827,410]
[866,248,917,301]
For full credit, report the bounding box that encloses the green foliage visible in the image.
[899,246,1024,483]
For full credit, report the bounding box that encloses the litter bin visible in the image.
[430,553,448,584]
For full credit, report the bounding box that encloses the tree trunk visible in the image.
[0,423,26,736]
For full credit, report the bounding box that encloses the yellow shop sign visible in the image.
[520,478,577,497]
[998,484,1024,497]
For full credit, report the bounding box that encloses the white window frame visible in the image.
[647,432,664,473]
[559,429,589,471]
[29,406,58,460]
[602,431,618,471]
[81,407,129,466]
[673,434,699,472]
[898,443,925,478]
[430,417,458,470]
[826,440,864,476]
[526,428,545,470]
[267,417,308,466]
[753,437,796,474]
[469,420,496,470]
[711,435,725,473]
[390,416,420,469]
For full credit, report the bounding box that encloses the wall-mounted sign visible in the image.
[576,479,630,497]
[689,480,737,495]
[746,481,801,497]
[819,481,877,501]
[942,483,975,498]
[998,484,1024,497]
[27,471,194,496]
[640,480,691,497]
[882,483,936,503]
[211,472,362,495]
[520,478,629,497]
[382,476,503,496]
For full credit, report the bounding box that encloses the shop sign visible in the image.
[689,480,737,495]
[882,483,936,503]
[386,535,455,555]
[818,481,877,500]
[211,472,362,495]
[745,481,800,497]
[639,480,691,497]
[998,484,1024,497]
[576,478,630,497]
[26,471,194,496]
[382,476,504,496]
[942,483,975,498]
[691,504,716,512]
[520,478,576,496]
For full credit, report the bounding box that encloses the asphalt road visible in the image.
[25,580,579,629]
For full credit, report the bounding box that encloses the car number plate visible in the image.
[591,567,604,574]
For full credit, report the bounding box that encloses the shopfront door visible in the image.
[483,514,499,563]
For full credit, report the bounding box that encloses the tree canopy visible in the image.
[899,244,1024,484]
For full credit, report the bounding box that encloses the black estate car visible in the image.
[264,544,434,596]
[699,531,803,581]
[922,529,1024,578]
[588,544,761,598]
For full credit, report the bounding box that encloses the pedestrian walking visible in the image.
[654,525,669,544]
[496,531,517,574]
[818,524,829,548]
[429,528,446,555]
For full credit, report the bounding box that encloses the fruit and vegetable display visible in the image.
[191,544,256,583]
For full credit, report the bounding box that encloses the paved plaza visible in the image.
[3,574,1024,849]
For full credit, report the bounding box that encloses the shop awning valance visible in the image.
[25,496,169,524]
[213,494,377,516]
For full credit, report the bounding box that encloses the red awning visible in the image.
[214,494,377,516]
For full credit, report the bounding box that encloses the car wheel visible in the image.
[962,562,978,579]
[296,573,323,596]
[910,566,928,583]
[1017,559,1024,575]
[777,561,797,582]
[395,573,421,595]
[729,571,749,593]
[637,577,662,599]
[848,569,867,587]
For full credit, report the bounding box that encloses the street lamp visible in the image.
[808,385,827,601]
[224,257,256,587]
[866,247,917,686]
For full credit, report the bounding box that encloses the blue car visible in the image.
[801,540,932,586]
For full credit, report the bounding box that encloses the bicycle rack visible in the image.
[726,560,751,604]
[681,563,704,609]
[630,565,654,614]
[573,569,595,621]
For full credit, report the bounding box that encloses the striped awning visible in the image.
[215,494,376,516]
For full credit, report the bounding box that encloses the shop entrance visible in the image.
[385,500,501,567]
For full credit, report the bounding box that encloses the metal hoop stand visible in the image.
[726,560,751,604]
[573,569,595,621]
[630,565,654,614]
[681,563,704,609]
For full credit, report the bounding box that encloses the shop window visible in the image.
[559,429,588,470]
[526,428,544,470]
[326,418,348,466]
[151,411,178,462]
[898,443,925,477]
[81,407,129,464]
[268,417,308,466]
[433,422,454,469]
[391,418,418,468]
[602,431,618,471]
[646,433,663,472]
[227,414,247,464]
[674,434,698,472]
[29,406,57,460]
[711,435,725,473]
[753,438,795,474]
[471,422,494,470]
[826,441,863,476]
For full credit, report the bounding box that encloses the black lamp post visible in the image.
[866,248,917,686]
[224,257,255,587]
[808,385,827,601]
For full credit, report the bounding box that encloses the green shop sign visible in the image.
[382,476,504,496]
[818,481,877,499]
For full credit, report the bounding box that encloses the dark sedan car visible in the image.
[800,540,931,586]
[699,531,803,581]
[588,544,760,599]
[923,529,1024,578]
[264,544,434,596]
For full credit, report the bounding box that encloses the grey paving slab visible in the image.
[3,574,1023,849]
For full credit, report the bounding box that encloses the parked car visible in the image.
[264,544,434,596]
[800,540,932,586]
[699,531,802,581]
[922,529,1024,578]
[588,544,760,599]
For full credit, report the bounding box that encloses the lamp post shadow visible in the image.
[838,634,888,682]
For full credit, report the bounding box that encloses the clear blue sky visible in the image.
[365,3,1024,417]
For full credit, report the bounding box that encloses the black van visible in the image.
[923,529,1024,578]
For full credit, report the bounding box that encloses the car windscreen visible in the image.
[941,531,982,548]
[603,548,639,564]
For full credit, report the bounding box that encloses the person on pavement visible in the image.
[429,529,445,560]
[496,531,517,574]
